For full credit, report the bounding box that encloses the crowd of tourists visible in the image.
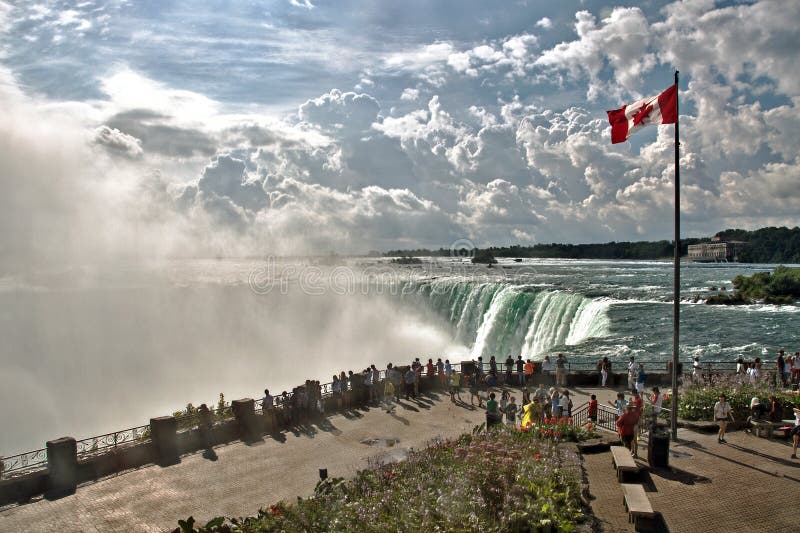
[247,348,799,458]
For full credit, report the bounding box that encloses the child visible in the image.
[609,392,626,417]
[505,396,518,426]
[588,394,598,426]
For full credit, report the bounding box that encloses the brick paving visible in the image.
[0,393,489,532]
[2,385,799,532]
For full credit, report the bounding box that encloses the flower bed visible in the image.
[521,417,597,443]
[175,426,589,532]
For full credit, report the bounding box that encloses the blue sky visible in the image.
[1,0,799,261]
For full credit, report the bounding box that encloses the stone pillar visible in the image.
[46,437,77,498]
[232,398,259,442]
[150,416,179,466]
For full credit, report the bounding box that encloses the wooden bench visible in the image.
[611,445,641,481]
[621,483,657,532]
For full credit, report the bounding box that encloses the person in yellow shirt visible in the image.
[449,371,461,402]
[521,399,541,428]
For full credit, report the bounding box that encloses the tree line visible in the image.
[383,226,800,263]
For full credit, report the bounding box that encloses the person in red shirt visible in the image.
[616,403,638,454]
[588,394,598,425]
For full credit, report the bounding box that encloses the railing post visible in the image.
[232,398,260,443]
[150,416,179,466]
[46,437,77,498]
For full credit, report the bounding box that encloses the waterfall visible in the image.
[401,280,611,358]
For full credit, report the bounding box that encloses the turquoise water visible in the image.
[390,258,799,364]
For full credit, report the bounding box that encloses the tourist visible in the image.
[736,358,746,384]
[524,359,534,385]
[405,366,417,399]
[426,358,435,381]
[383,379,396,413]
[616,403,638,454]
[489,355,498,375]
[748,362,759,385]
[476,356,484,377]
[748,396,767,422]
[630,391,643,456]
[445,359,453,380]
[449,370,461,402]
[550,388,561,418]
[197,403,214,449]
[692,356,702,384]
[500,390,509,416]
[588,394,598,426]
[768,395,783,423]
[466,374,478,407]
[371,365,382,402]
[521,396,541,427]
[777,350,786,387]
[486,392,501,428]
[609,392,626,417]
[505,355,514,384]
[516,356,524,385]
[635,364,647,394]
[790,406,800,459]
[627,356,636,391]
[600,357,610,387]
[714,393,734,444]
[414,361,423,397]
[533,384,548,416]
[647,387,663,425]
[505,396,518,425]
[793,352,800,385]
[436,358,445,388]
[340,371,351,410]
[555,353,567,387]
[783,354,792,388]
[363,368,374,405]
[562,390,573,418]
[486,371,498,388]
[542,355,554,385]
[332,376,342,410]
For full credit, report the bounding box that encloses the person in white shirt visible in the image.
[627,356,636,391]
[713,394,734,444]
[541,356,554,385]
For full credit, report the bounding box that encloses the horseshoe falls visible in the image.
[400,280,612,358]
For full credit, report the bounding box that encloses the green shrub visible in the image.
[677,384,800,421]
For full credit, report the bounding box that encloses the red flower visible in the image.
[534,453,542,461]
[269,504,282,516]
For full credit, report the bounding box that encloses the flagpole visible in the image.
[671,70,680,440]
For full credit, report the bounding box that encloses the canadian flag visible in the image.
[607,85,677,144]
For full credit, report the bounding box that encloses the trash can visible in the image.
[648,426,670,467]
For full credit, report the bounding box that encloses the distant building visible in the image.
[687,240,748,262]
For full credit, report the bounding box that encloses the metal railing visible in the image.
[571,402,620,433]
[0,448,48,479]
[0,356,769,480]
[76,425,151,460]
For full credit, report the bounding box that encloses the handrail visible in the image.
[76,425,151,460]
[2,356,783,480]
[0,448,48,479]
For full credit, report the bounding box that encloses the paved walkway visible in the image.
[0,392,488,532]
[2,385,798,532]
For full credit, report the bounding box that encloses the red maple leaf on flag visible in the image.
[632,102,653,126]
